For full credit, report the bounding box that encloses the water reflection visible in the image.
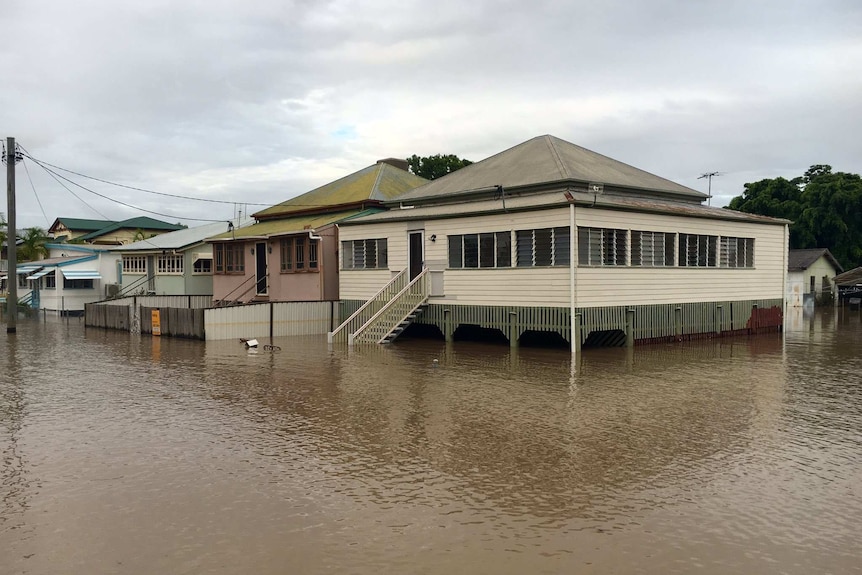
[0,312,860,574]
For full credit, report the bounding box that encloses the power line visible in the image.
[19,152,272,206]
[17,148,358,209]
[27,157,112,219]
[21,158,51,226]
[25,156,228,223]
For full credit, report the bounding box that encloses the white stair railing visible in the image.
[349,269,429,345]
[328,269,409,343]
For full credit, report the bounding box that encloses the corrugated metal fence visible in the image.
[87,297,338,341]
[204,301,339,341]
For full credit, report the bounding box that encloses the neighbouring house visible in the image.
[833,266,862,303]
[18,243,121,315]
[332,134,790,349]
[49,217,187,245]
[112,220,251,298]
[786,248,843,307]
[206,159,427,304]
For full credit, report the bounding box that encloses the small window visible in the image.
[280,237,320,273]
[516,227,570,267]
[341,239,388,270]
[214,243,245,274]
[122,255,147,274]
[448,232,512,268]
[157,254,184,274]
[193,258,212,274]
[578,227,627,266]
[679,234,717,267]
[632,231,676,266]
[719,236,754,268]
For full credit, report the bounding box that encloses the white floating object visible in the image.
[245,339,259,348]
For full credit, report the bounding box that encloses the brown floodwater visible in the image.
[1,308,861,574]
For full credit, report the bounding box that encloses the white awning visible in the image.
[60,269,102,280]
[27,268,55,280]
[193,252,213,262]
[17,265,41,274]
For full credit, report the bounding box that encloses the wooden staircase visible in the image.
[328,268,430,345]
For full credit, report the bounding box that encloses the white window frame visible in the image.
[122,255,147,274]
[157,254,184,275]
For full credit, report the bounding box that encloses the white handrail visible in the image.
[349,268,428,345]
[328,269,407,343]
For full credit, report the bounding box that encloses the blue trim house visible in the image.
[20,243,121,315]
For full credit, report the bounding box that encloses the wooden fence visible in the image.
[140,306,206,339]
[84,303,131,331]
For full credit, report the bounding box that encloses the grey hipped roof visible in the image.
[390,135,706,204]
[113,220,251,252]
[787,248,843,273]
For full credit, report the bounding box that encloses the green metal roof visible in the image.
[77,217,186,240]
[49,217,116,233]
[253,161,427,219]
[207,209,377,241]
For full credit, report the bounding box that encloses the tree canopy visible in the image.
[18,227,50,262]
[406,154,473,180]
[726,165,862,269]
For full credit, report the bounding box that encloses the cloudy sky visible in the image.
[2,0,860,229]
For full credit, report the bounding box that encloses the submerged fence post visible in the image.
[509,310,519,349]
[625,308,635,348]
[444,308,453,343]
[573,313,582,353]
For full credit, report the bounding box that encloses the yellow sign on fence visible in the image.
[152,310,161,336]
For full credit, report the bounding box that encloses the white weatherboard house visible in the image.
[330,135,789,350]
[786,248,842,307]
[20,244,121,315]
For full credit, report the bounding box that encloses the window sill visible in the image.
[280,269,320,274]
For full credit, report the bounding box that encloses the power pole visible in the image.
[5,137,17,334]
[698,171,721,206]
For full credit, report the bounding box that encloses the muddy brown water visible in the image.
[1,309,861,574]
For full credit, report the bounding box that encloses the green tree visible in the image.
[18,227,50,262]
[727,165,862,268]
[406,154,473,180]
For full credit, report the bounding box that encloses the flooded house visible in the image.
[205,159,427,305]
[17,243,120,315]
[786,248,842,307]
[331,135,790,350]
[111,220,250,298]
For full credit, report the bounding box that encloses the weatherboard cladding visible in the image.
[390,135,706,204]
[253,162,427,220]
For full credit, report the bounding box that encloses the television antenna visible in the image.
[698,171,722,206]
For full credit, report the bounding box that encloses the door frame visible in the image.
[408,231,424,280]
[255,241,268,295]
